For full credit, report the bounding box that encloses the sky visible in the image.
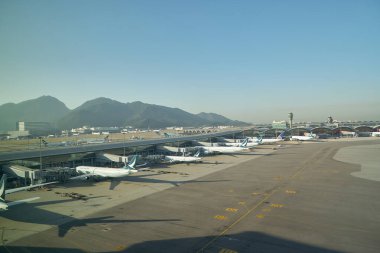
[0,0,379,123]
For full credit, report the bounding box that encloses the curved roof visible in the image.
[332,126,355,132]
[354,126,374,131]
[311,127,333,134]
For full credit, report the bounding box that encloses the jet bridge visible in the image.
[2,164,74,185]
[1,164,42,185]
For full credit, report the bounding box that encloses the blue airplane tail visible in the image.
[277,132,285,139]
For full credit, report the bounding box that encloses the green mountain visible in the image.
[197,112,248,126]
[0,96,70,132]
[0,96,249,132]
[56,98,225,129]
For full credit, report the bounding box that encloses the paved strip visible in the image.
[2,140,380,253]
[334,144,380,182]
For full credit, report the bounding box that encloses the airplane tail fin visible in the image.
[240,138,249,147]
[277,132,285,139]
[194,149,201,157]
[42,139,48,147]
[1,174,6,200]
[257,137,263,144]
[124,155,137,169]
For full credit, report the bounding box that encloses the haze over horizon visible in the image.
[1,1,379,123]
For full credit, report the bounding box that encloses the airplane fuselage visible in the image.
[291,136,315,141]
[224,142,259,148]
[200,146,249,154]
[76,166,136,178]
[165,156,201,163]
[249,137,284,144]
[0,201,8,210]
[260,139,284,144]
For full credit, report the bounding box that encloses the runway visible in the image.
[1,139,380,253]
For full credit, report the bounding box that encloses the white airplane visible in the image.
[372,132,380,137]
[340,131,358,138]
[291,133,317,141]
[250,132,286,144]
[42,139,68,147]
[197,141,249,154]
[74,155,139,180]
[79,135,110,145]
[164,150,202,163]
[0,174,56,211]
[163,132,182,138]
[224,138,260,148]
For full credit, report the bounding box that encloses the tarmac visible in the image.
[1,138,380,253]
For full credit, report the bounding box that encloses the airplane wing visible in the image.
[109,180,122,190]
[7,197,40,207]
[5,181,57,195]
[69,174,93,180]
[70,172,106,180]
[136,162,148,168]
[165,156,175,163]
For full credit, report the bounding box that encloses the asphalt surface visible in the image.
[1,140,380,253]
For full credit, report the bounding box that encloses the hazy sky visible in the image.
[1,0,379,123]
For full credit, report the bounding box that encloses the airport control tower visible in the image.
[288,112,293,129]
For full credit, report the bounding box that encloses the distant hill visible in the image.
[0,96,249,132]
[197,112,248,126]
[57,98,248,129]
[0,96,70,132]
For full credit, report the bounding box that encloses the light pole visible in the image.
[38,137,42,171]
[123,132,126,157]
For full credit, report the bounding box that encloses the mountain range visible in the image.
[0,96,249,132]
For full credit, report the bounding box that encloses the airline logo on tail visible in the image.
[278,132,285,139]
[123,155,138,171]
[0,174,6,201]
[239,138,249,147]
[194,149,201,157]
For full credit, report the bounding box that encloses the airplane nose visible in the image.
[0,203,8,210]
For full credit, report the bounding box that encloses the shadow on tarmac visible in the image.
[0,231,344,253]
[120,175,230,188]
[1,199,181,238]
[1,198,177,238]
[60,169,231,190]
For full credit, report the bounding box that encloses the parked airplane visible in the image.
[372,132,380,137]
[74,155,139,180]
[0,174,56,211]
[197,141,249,154]
[291,133,317,141]
[224,138,259,148]
[164,150,202,163]
[78,135,110,145]
[163,132,182,138]
[340,131,358,138]
[250,132,286,144]
[42,139,68,147]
